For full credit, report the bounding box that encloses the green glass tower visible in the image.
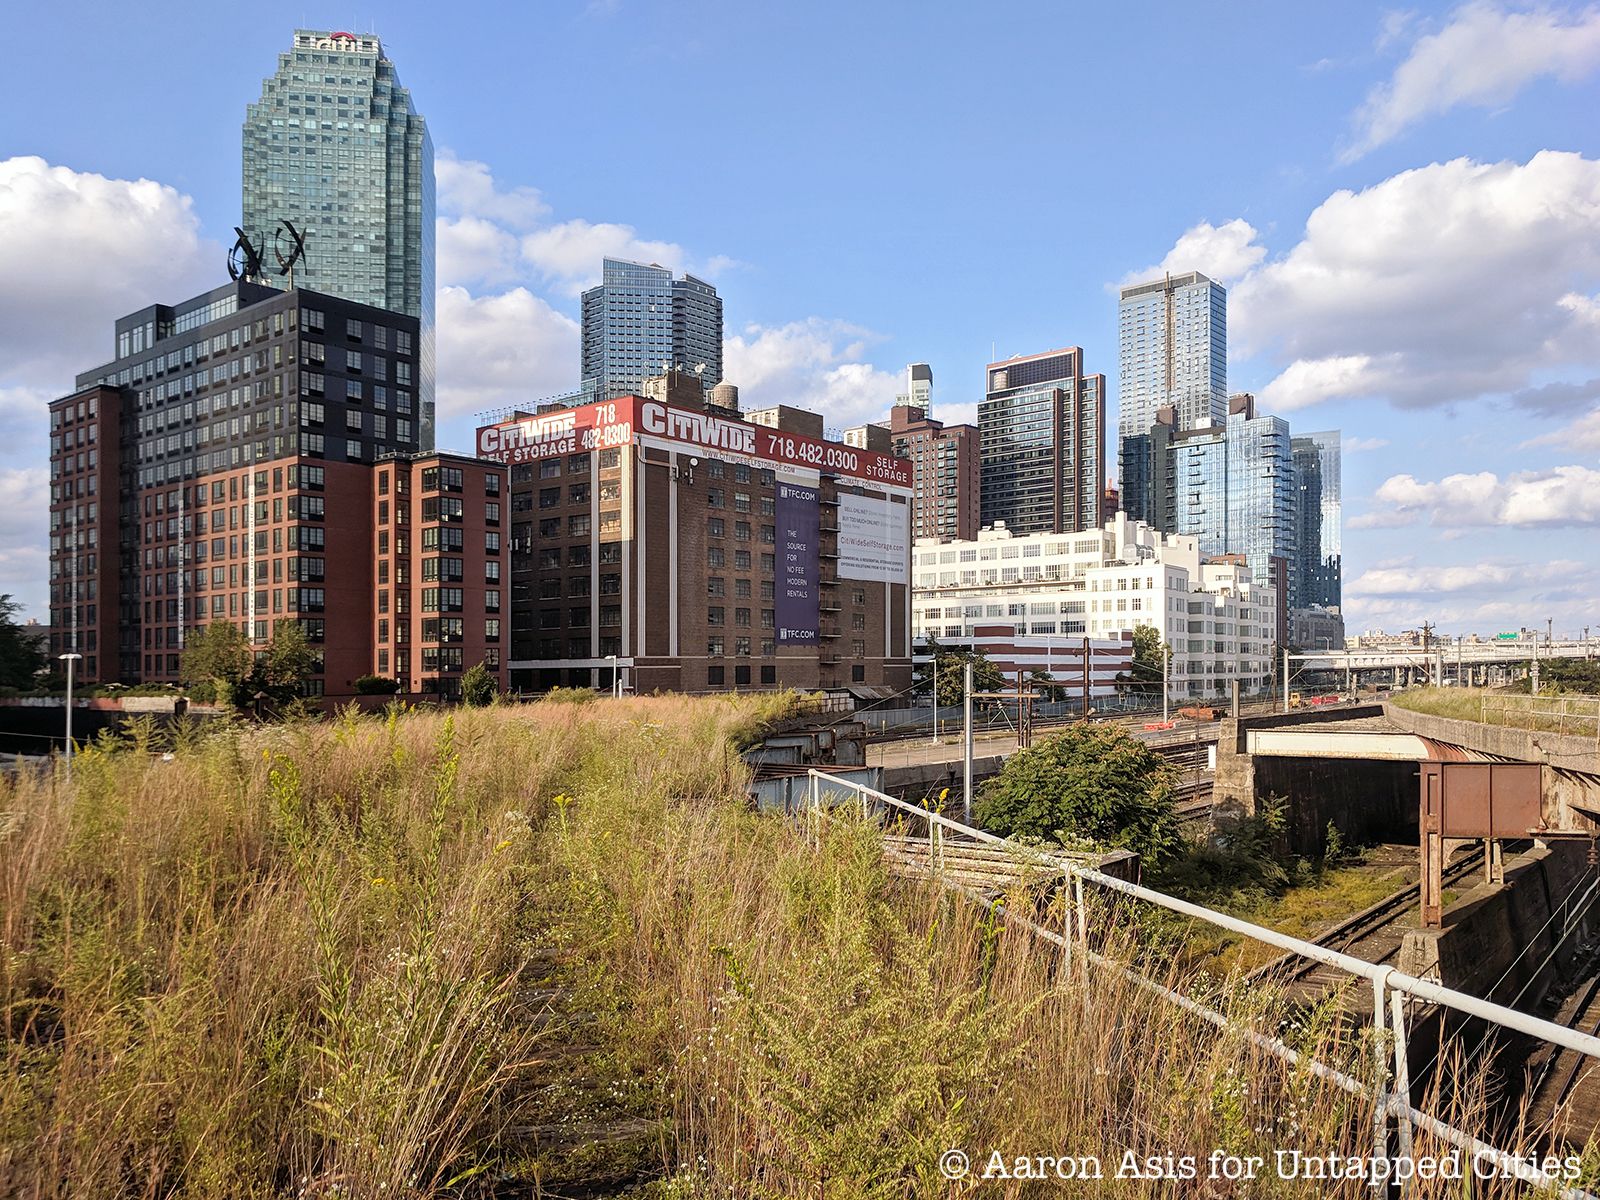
[244,29,435,446]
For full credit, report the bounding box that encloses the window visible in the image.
[707,607,725,626]
[708,576,725,597]
[707,666,725,685]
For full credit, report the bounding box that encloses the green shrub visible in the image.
[543,685,596,704]
[974,722,1181,864]
[353,674,401,695]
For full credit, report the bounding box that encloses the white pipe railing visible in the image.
[805,768,1600,1199]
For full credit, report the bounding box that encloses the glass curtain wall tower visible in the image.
[1292,431,1342,610]
[244,29,435,447]
[979,348,1104,535]
[581,258,724,401]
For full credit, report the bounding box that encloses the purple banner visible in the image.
[775,482,819,644]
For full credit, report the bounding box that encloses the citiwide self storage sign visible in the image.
[837,494,909,584]
[476,395,912,490]
[775,483,819,643]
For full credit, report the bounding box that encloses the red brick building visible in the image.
[885,404,980,542]
[371,453,506,699]
[479,394,915,696]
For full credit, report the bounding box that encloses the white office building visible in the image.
[912,514,1278,698]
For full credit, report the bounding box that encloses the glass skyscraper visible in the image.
[580,259,723,401]
[1292,432,1342,611]
[1117,271,1227,438]
[979,348,1104,535]
[1171,401,1298,606]
[243,29,435,446]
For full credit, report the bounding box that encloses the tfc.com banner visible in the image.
[775,482,819,643]
[837,493,909,584]
[476,395,911,490]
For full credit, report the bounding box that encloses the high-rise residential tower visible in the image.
[1292,431,1342,611]
[243,29,435,447]
[885,405,980,541]
[1170,394,1298,608]
[580,259,723,401]
[1117,271,1227,438]
[894,363,934,411]
[979,348,1105,535]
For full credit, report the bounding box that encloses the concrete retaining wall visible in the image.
[1400,841,1593,1005]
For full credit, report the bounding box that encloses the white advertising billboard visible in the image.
[837,494,909,584]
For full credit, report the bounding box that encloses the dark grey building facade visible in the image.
[979,347,1105,535]
[580,258,723,401]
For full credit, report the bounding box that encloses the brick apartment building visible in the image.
[46,280,510,697]
[478,393,916,695]
[883,404,979,541]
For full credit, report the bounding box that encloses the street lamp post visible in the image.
[1161,641,1170,724]
[605,653,618,699]
[58,653,83,776]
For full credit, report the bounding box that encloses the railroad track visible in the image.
[1246,848,1486,1004]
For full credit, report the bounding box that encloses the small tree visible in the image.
[460,661,496,707]
[974,723,1181,864]
[914,638,1006,709]
[0,595,46,689]
[181,621,252,702]
[1129,625,1165,683]
[354,674,401,695]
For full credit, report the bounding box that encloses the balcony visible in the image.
[819,625,842,639]
[820,599,842,612]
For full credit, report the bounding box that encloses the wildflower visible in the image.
[494,838,512,853]
[372,876,386,887]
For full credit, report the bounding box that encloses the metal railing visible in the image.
[1480,693,1600,743]
[805,768,1600,1198]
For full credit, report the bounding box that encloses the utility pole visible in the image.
[962,659,973,825]
[1081,635,1091,722]
[58,653,82,778]
[930,655,938,746]
[1282,647,1290,712]
[1161,641,1170,724]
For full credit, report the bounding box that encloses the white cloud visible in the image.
[724,319,902,429]
[1522,406,1600,451]
[435,150,548,228]
[437,215,523,288]
[1344,2,1600,161]
[1510,375,1600,414]
[0,156,217,386]
[1342,555,1600,637]
[0,157,218,622]
[1122,218,1266,287]
[1348,559,1585,595]
[1232,151,1600,412]
[1344,435,1391,452]
[433,286,580,433]
[1258,355,1377,412]
[520,221,689,295]
[1355,465,1600,528]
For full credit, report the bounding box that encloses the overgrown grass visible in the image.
[1392,686,1600,737]
[1,692,1580,1197]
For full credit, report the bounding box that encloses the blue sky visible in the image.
[3,1,1600,637]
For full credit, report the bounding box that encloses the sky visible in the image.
[2,0,1600,638]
